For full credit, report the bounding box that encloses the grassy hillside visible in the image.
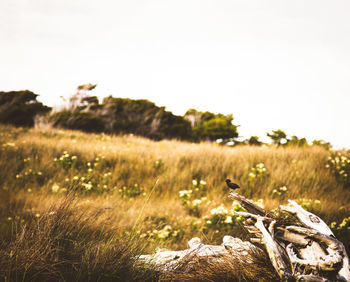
[0,124,349,281]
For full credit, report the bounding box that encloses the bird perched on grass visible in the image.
[225,179,240,190]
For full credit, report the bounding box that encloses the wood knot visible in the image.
[309,214,320,223]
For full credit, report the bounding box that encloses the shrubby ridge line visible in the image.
[0,88,238,142]
[0,88,334,149]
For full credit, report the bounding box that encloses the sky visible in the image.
[1,0,350,148]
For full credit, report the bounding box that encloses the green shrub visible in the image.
[100,97,192,140]
[245,136,263,146]
[312,139,332,150]
[50,111,105,133]
[266,129,288,146]
[184,109,239,141]
[119,184,145,199]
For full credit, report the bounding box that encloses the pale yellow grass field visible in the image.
[0,124,349,251]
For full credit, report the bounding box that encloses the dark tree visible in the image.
[0,90,51,127]
[51,93,193,140]
[50,111,105,133]
[246,136,262,146]
[98,97,192,140]
[288,135,307,146]
[266,129,288,146]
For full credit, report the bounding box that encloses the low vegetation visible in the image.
[0,124,349,281]
[0,88,239,142]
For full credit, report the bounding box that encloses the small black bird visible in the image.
[225,179,240,190]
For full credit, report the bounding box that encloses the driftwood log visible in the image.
[139,192,350,281]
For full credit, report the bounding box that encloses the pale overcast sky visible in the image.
[1,1,350,147]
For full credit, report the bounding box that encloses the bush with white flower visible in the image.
[140,224,181,242]
[330,216,350,231]
[54,151,79,170]
[179,189,193,205]
[192,179,207,197]
[154,158,163,170]
[179,179,208,217]
[203,203,245,233]
[248,163,267,182]
[330,216,350,244]
[295,198,321,212]
[15,169,44,185]
[272,186,288,199]
[326,152,350,188]
[118,183,145,199]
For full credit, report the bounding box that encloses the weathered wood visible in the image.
[280,201,350,281]
[139,192,350,281]
[280,200,334,237]
[138,236,260,272]
[254,217,292,280]
[228,191,266,216]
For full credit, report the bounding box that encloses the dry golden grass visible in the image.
[0,124,349,281]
